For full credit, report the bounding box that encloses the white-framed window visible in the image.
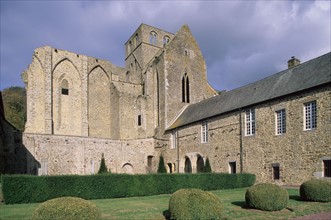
[304,101,317,130]
[171,131,177,149]
[201,121,208,143]
[245,109,255,136]
[276,109,286,135]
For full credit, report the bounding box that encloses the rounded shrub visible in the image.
[32,197,100,220]
[245,183,288,211]
[300,179,331,202]
[169,188,223,220]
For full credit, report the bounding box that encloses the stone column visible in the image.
[44,47,53,134]
[81,55,89,136]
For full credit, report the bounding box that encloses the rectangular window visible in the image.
[324,160,331,177]
[276,109,286,135]
[171,131,177,149]
[304,101,317,130]
[138,115,142,126]
[201,122,208,143]
[229,161,236,174]
[61,88,69,95]
[272,163,280,180]
[245,109,255,136]
[41,159,48,176]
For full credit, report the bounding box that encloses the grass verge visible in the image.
[0,188,330,219]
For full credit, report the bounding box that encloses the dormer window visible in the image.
[149,31,157,45]
[61,79,69,95]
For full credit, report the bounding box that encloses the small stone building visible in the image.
[22,23,330,185]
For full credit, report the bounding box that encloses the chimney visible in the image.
[288,56,301,68]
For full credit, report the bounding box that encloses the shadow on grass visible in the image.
[231,201,250,209]
[163,209,171,220]
[289,195,302,201]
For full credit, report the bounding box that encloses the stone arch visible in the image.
[167,163,173,173]
[52,59,82,135]
[53,58,80,78]
[196,155,204,173]
[184,157,192,173]
[122,163,133,174]
[25,56,45,133]
[88,66,111,138]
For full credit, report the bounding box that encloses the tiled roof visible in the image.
[168,52,331,130]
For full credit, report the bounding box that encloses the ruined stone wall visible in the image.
[23,133,156,175]
[165,85,330,185]
[125,24,174,70]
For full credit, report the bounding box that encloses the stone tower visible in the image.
[125,24,175,72]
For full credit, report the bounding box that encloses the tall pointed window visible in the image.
[61,79,69,95]
[182,73,190,103]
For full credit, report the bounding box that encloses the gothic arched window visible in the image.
[182,73,190,103]
[149,31,157,45]
[61,79,69,95]
[163,35,170,46]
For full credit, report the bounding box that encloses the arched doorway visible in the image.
[197,155,204,173]
[122,163,133,174]
[167,163,173,173]
[184,157,192,173]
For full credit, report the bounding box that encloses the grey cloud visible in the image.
[1,1,330,91]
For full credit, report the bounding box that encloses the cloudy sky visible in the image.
[1,0,330,92]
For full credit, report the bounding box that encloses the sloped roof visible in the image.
[168,52,331,130]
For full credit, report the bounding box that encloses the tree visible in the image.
[157,155,167,173]
[98,153,108,174]
[204,157,212,173]
[1,87,26,131]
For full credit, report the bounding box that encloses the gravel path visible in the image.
[291,212,331,220]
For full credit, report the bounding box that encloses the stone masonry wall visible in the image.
[164,85,330,185]
[24,133,156,175]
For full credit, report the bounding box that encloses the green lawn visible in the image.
[0,188,330,219]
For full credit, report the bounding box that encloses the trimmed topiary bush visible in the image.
[98,153,108,174]
[31,197,100,220]
[245,183,288,211]
[204,157,212,173]
[157,155,167,173]
[300,179,331,202]
[169,188,223,220]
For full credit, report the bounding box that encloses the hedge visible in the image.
[2,173,255,204]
